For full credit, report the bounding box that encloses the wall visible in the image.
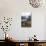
[13,0,46,40]
[44,15,46,40]
[0,0,46,40]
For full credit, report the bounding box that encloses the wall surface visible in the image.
[0,0,46,40]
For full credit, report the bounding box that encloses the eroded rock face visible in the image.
[29,0,43,8]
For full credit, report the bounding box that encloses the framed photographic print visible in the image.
[21,12,32,27]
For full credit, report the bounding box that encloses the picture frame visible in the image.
[21,12,32,27]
